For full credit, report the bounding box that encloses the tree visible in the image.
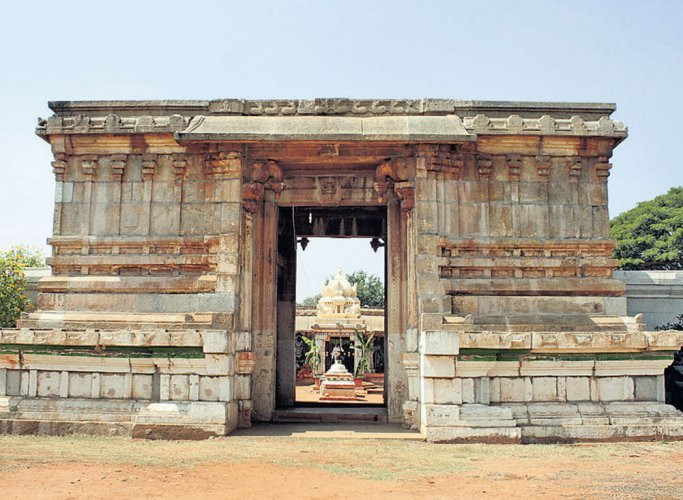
[0,246,45,327]
[611,187,683,270]
[655,314,683,331]
[298,294,321,307]
[347,270,384,308]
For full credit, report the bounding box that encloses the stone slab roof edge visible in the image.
[173,115,475,143]
[47,98,617,118]
[38,99,626,143]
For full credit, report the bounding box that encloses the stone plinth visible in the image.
[319,362,356,401]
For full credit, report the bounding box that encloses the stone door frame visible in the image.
[239,168,416,423]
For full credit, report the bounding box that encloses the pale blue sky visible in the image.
[1,1,681,297]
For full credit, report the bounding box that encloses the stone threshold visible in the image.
[234,422,422,440]
[272,406,388,424]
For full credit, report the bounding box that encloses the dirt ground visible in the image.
[0,431,682,499]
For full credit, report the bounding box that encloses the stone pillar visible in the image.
[250,192,279,421]
[172,154,187,236]
[314,332,325,376]
[51,154,67,236]
[80,155,98,237]
[402,352,419,429]
[141,154,157,236]
[109,154,127,236]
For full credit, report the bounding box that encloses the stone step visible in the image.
[273,406,388,424]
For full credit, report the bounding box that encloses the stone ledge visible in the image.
[455,330,683,353]
[0,328,205,347]
[0,397,236,439]
[424,426,522,444]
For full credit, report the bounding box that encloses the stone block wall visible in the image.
[0,328,243,436]
[615,271,683,329]
[416,329,683,442]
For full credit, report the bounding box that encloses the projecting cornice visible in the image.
[36,98,627,144]
[174,115,474,143]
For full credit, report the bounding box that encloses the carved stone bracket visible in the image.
[568,157,586,180]
[374,157,415,210]
[109,154,127,180]
[394,181,415,211]
[141,154,157,181]
[596,155,612,180]
[536,156,551,177]
[171,154,187,180]
[80,155,98,181]
[51,154,67,181]
[506,154,523,180]
[241,159,283,213]
[476,153,493,177]
[416,144,470,178]
[208,151,242,177]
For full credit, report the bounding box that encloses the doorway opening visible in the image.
[276,206,386,408]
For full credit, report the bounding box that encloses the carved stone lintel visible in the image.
[320,177,337,197]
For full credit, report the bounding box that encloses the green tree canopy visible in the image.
[611,187,683,270]
[0,246,45,327]
[346,270,384,308]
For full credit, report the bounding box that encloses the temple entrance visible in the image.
[275,207,386,408]
[242,156,415,424]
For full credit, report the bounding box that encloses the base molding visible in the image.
[423,401,683,443]
[0,397,237,440]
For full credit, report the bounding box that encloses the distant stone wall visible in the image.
[615,271,683,329]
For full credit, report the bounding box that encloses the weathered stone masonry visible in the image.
[1,98,682,441]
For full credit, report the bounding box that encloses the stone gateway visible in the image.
[1,99,682,442]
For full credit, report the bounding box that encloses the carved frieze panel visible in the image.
[462,113,627,140]
[438,240,619,282]
[48,236,220,276]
